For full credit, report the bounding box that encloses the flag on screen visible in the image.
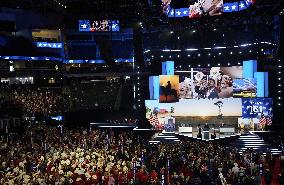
[266,116,272,126]
[259,113,266,129]
[148,114,159,126]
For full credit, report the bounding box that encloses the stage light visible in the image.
[278,84,282,87]
[177,36,180,40]
[278,103,281,106]
[230,52,233,54]
[218,52,222,55]
[238,62,241,65]
[213,28,217,31]
[161,55,164,58]
[179,65,182,68]
[208,64,211,67]
[137,77,140,80]
[278,65,282,68]
[138,71,140,74]
[228,63,231,66]
[137,82,140,85]
[188,65,191,67]
[208,53,211,56]
[169,55,172,58]
[278,97,282,100]
[279,71,282,74]
[177,55,180,58]
[249,50,252,53]
[278,90,282,93]
[239,51,242,54]
[217,63,220,66]
[187,54,191,57]
[151,55,154,58]
[170,31,174,34]
[198,64,201,67]
[192,30,196,33]
[137,66,140,69]
[197,53,201,57]
[278,78,281,80]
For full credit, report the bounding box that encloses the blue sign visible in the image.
[37,42,63,49]
[79,20,120,32]
[242,98,273,118]
[0,56,62,61]
[223,2,239,12]
[114,58,134,63]
[64,59,105,64]
[51,116,63,121]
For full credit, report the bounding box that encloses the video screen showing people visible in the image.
[178,66,243,99]
[189,0,223,18]
[233,78,257,98]
[90,20,110,32]
[159,75,179,103]
[146,99,242,130]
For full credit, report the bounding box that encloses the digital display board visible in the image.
[79,20,119,32]
[178,66,242,99]
[233,78,257,98]
[242,98,273,118]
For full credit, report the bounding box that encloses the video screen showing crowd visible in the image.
[146,61,273,133]
[161,0,223,18]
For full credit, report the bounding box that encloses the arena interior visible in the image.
[0,0,284,184]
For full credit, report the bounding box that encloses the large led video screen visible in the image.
[79,20,119,32]
[242,98,273,118]
[146,99,242,130]
[178,66,243,99]
[162,0,223,18]
[233,78,257,98]
[159,75,179,103]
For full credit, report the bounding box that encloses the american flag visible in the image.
[266,116,272,126]
[259,114,266,129]
[148,114,160,127]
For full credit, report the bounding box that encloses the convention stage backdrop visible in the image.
[146,60,272,130]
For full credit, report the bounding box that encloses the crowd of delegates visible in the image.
[0,123,283,185]
[0,82,64,118]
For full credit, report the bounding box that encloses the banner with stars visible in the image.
[242,98,273,118]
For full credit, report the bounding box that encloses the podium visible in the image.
[203,128,210,140]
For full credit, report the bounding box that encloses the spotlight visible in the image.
[170,31,174,34]
[217,63,220,66]
[213,28,217,31]
[227,63,231,66]
[197,53,201,57]
[169,56,172,58]
[239,51,242,54]
[249,50,252,53]
[279,71,282,74]
[278,78,281,80]
[278,84,282,87]
[208,64,211,67]
[179,65,182,68]
[192,30,196,33]
[188,65,191,67]
[198,64,201,67]
[161,55,164,58]
[177,55,180,58]
[177,36,180,40]
[278,103,281,106]
[278,97,282,100]
[278,90,282,93]
[208,53,211,56]
[230,52,233,55]
[278,65,282,68]
[218,52,222,55]
[237,62,241,65]
[261,49,264,51]
[151,55,154,58]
